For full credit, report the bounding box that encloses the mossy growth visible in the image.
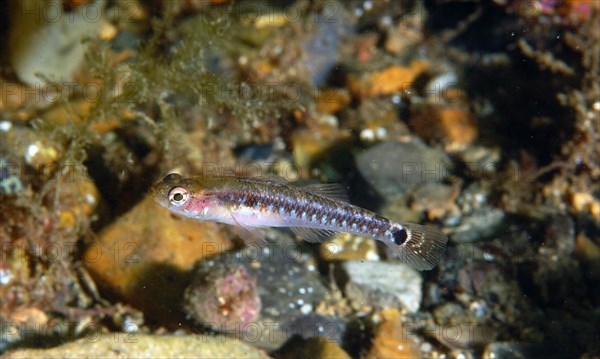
[8,0,326,219]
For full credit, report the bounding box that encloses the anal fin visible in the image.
[290,227,335,243]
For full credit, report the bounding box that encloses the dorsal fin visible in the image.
[241,175,288,185]
[301,183,349,203]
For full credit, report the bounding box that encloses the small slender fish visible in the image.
[151,173,447,270]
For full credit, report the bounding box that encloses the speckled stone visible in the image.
[338,261,422,313]
[355,139,451,198]
[185,236,338,350]
[184,264,261,332]
[5,334,271,358]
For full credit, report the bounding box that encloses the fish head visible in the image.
[151,173,221,219]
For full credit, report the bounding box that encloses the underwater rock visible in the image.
[430,302,498,350]
[355,139,451,198]
[449,183,505,243]
[338,261,422,313]
[410,106,478,152]
[409,183,459,221]
[378,198,423,226]
[459,145,501,179]
[186,240,332,350]
[282,312,346,344]
[449,207,505,243]
[366,308,421,359]
[348,61,430,98]
[83,196,233,322]
[184,264,261,332]
[301,4,352,86]
[8,0,105,86]
[319,233,380,262]
[4,334,271,358]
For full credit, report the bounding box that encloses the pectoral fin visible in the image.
[229,210,268,246]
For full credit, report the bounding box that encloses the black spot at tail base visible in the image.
[392,228,408,245]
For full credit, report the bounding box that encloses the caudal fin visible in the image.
[388,223,448,270]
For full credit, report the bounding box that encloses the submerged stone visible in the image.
[83,196,233,323]
[184,264,262,332]
[366,308,421,359]
[338,261,422,313]
[185,239,333,350]
[5,334,270,358]
[356,139,451,198]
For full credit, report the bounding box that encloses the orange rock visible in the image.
[410,106,478,150]
[83,196,233,322]
[319,233,380,262]
[366,308,422,359]
[349,61,430,98]
[316,88,351,114]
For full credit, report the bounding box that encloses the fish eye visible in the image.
[168,187,189,206]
